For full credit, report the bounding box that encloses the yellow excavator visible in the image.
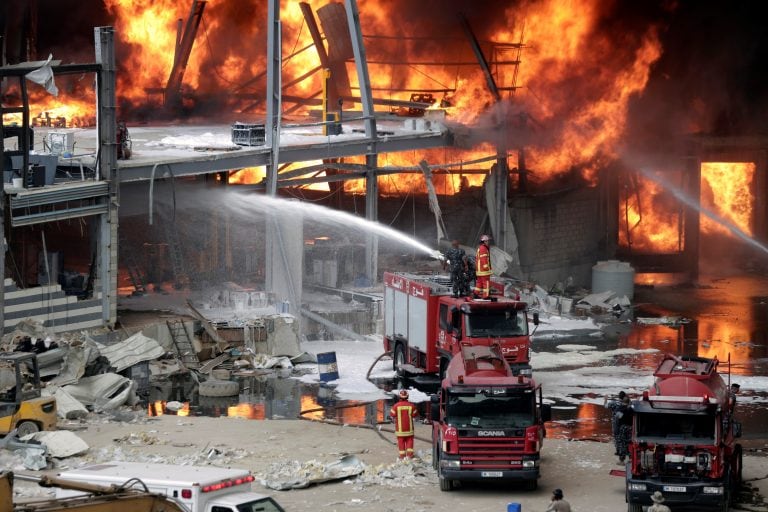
[1,471,186,512]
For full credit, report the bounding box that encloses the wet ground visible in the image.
[146,273,768,447]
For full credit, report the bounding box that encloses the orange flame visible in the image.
[700,162,754,237]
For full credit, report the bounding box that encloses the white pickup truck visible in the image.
[55,461,284,512]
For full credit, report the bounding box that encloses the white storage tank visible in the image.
[591,260,635,299]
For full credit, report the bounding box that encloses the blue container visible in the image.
[317,352,339,382]
[507,504,521,512]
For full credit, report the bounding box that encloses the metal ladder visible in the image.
[163,220,189,288]
[121,242,147,295]
[167,319,199,369]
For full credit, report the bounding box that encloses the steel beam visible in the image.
[115,130,451,182]
[344,0,376,140]
[165,0,206,110]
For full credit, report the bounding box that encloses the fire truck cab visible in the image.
[431,344,550,491]
[383,272,535,378]
[626,354,742,512]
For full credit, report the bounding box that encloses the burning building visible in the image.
[2,1,768,334]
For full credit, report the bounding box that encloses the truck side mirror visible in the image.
[733,421,742,438]
[430,394,440,420]
[541,404,552,423]
[532,312,540,325]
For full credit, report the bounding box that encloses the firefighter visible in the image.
[545,488,572,512]
[648,491,671,512]
[390,389,418,459]
[473,234,492,299]
[443,239,469,297]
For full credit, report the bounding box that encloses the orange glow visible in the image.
[17,0,662,195]
[300,395,324,421]
[229,161,329,191]
[619,173,685,253]
[227,403,266,419]
[148,400,190,416]
[700,162,754,237]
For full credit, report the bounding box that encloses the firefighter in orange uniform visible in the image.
[390,389,418,459]
[474,234,492,299]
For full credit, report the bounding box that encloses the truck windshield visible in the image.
[465,309,526,337]
[635,412,716,443]
[445,391,534,428]
[236,498,285,512]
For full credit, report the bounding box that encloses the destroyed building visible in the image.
[1,0,767,343]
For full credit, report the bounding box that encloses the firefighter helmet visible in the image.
[480,234,491,243]
[398,389,409,399]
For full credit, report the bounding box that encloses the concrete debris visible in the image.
[250,353,293,369]
[52,387,89,419]
[30,430,89,458]
[261,455,366,490]
[352,455,436,488]
[95,332,166,372]
[48,345,88,386]
[22,449,48,470]
[62,373,136,411]
[113,432,162,445]
[636,316,691,326]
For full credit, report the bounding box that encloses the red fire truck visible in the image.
[430,344,550,491]
[625,354,742,512]
[382,272,536,378]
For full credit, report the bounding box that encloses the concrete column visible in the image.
[267,206,303,324]
[95,26,117,327]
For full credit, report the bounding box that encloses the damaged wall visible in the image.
[511,186,605,287]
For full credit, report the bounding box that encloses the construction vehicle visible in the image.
[54,461,285,512]
[1,470,188,512]
[430,344,550,491]
[0,353,56,437]
[625,354,742,512]
[383,272,536,379]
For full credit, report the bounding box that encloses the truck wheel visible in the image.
[627,504,642,512]
[393,344,406,374]
[439,475,453,492]
[16,421,40,438]
[198,379,239,397]
[733,444,743,491]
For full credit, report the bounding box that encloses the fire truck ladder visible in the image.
[167,319,199,369]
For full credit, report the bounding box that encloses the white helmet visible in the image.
[480,234,491,243]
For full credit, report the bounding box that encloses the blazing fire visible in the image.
[700,162,754,237]
[8,0,664,189]
[620,162,755,254]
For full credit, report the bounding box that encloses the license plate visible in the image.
[481,471,503,478]
[663,486,686,493]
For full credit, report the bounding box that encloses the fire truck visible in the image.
[625,354,742,512]
[430,344,550,491]
[383,272,536,379]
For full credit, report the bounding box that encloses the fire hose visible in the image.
[298,351,432,445]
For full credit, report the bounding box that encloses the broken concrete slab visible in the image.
[52,387,89,420]
[62,373,134,411]
[261,454,365,490]
[30,430,89,458]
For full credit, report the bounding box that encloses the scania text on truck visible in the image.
[383,272,536,378]
[54,461,285,512]
[625,354,742,512]
[431,344,550,491]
